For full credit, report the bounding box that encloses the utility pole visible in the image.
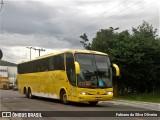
[26,47,32,59]
[33,48,45,56]
[0,0,4,13]
[26,47,45,59]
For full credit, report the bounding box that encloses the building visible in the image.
[0,60,17,89]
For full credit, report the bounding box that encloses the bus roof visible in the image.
[19,49,108,64]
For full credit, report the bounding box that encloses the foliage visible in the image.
[116,93,160,103]
[79,33,91,50]
[82,21,160,95]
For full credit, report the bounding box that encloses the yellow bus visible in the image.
[18,50,119,105]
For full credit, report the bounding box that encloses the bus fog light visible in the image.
[106,92,112,95]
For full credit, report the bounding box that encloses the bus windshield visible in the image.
[75,53,112,88]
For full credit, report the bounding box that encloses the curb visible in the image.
[103,100,160,111]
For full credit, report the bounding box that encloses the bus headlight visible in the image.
[79,92,88,95]
[106,91,113,95]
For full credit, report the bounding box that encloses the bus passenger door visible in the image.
[66,52,77,101]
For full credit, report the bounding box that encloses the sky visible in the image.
[0,0,159,64]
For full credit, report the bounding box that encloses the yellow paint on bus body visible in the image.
[18,50,118,103]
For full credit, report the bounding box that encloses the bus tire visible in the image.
[24,88,28,98]
[26,92,29,98]
[88,101,99,105]
[28,88,34,99]
[60,90,68,104]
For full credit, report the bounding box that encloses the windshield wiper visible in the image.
[82,70,94,75]
[82,70,94,82]
[81,69,108,88]
[94,69,106,76]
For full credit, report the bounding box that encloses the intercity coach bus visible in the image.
[18,50,119,105]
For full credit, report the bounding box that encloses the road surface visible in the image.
[0,89,159,120]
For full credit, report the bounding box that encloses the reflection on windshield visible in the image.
[75,53,112,88]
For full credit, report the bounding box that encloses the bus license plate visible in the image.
[95,97,101,100]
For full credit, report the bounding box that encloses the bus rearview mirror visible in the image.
[75,61,80,74]
[112,63,120,77]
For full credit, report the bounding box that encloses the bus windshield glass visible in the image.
[75,53,112,88]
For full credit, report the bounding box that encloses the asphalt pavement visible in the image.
[0,89,159,120]
[102,100,160,111]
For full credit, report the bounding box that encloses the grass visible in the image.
[115,93,160,103]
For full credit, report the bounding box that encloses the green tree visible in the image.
[80,33,91,50]
[129,21,160,93]
[87,21,160,95]
[92,28,119,54]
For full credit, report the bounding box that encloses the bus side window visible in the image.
[49,57,54,70]
[53,54,65,70]
[66,52,76,86]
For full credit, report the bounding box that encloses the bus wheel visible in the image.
[88,101,99,105]
[24,88,28,98]
[28,88,34,99]
[60,90,68,104]
[25,92,29,98]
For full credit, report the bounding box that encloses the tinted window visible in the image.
[66,53,76,86]
[39,58,49,72]
[53,54,64,70]
[18,53,65,74]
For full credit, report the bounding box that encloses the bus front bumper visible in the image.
[75,94,113,102]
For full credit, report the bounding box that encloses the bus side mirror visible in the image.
[75,61,80,74]
[112,63,120,77]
